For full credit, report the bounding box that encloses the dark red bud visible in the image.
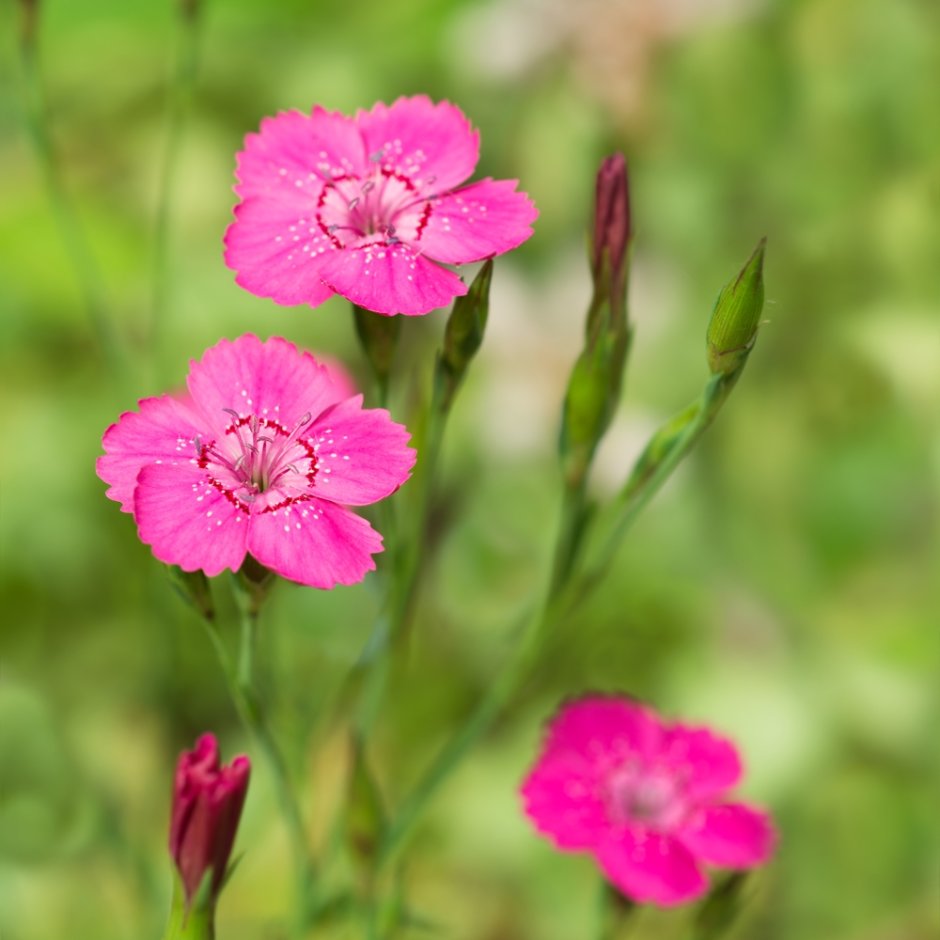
[169,733,250,908]
[591,153,631,297]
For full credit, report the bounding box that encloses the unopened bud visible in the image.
[167,734,249,924]
[707,239,766,376]
[441,260,492,378]
[590,153,631,329]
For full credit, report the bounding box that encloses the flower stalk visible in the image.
[200,594,316,935]
[375,239,767,877]
[555,154,633,595]
[353,305,402,408]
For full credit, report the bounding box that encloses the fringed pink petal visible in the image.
[186,335,341,439]
[97,394,205,512]
[520,751,609,850]
[543,696,662,772]
[356,95,479,193]
[307,396,415,506]
[247,498,382,589]
[676,802,776,868]
[416,179,538,264]
[224,194,338,309]
[134,464,248,577]
[659,724,743,801]
[318,242,467,316]
[233,107,367,199]
[595,830,708,907]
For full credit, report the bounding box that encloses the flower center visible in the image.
[316,165,432,249]
[195,410,319,512]
[605,761,690,832]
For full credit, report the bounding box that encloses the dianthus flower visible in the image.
[224,95,537,316]
[97,335,415,589]
[521,695,775,906]
[169,734,249,910]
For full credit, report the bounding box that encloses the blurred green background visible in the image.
[1,0,938,937]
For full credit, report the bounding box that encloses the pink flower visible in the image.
[520,695,775,906]
[97,334,415,588]
[224,95,538,316]
[169,733,250,908]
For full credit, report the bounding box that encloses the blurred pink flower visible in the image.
[521,695,775,906]
[224,95,537,316]
[97,334,415,588]
[170,733,249,909]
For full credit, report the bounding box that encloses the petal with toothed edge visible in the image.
[543,696,662,772]
[595,829,708,906]
[247,499,382,589]
[233,107,368,200]
[307,396,415,505]
[224,194,338,309]
[521,751,610,850]
[356,96,479,194]
[677,802,775,868]
[415,179,538,264]
[318,242,467,316]
[659,724,743,802]
[97,395,206,512]
[134,463,248,577]
[186,336,343,441]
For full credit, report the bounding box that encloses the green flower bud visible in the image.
[436,260,493,411]
[706,239,766,376]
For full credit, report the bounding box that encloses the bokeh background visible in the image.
[1,0,938,937]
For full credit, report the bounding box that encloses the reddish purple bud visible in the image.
[591,153,631,301]
[169,733,250,908]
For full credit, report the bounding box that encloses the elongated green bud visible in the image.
[707,239,766,376]
[436,260,493,411]
[559,154,634,488]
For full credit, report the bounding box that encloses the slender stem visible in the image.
[17,7,123,373]
[570,371,738,605]
[597,883,637,940]
[200,613,315,936]
[377,371,745,868]
[548,473,590,601]
[377,592,555,870]
[351,377,447,740]
[150,0,202,378]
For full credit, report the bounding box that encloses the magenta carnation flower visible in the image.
[521,695,775,906]
[97,334,415,589]
[224,95,538,316]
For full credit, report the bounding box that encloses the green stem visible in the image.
[150,0,202,379]
[569,371,738,607]
[200,612,315,935]
[377,592,555,870]
[17,6,123,374]
[597,883,637,940]
[548,473,590,601]
[377,370,745,869]
[351,375,448,740]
